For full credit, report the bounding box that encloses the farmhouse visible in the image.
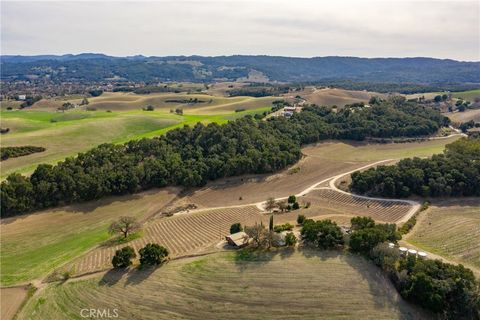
[225,231,249,248]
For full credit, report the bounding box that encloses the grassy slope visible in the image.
[406,199,480,270]
[452,89,480,102]
[301,137,460,162]
[0,106,270,178]
[0,188,179,286]
[18,251,429,320]
[447,109,480,123]
[406,89,480,102]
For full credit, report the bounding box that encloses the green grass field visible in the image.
[406,199,480,271]
[452,89,480,102]
[17,251,429,320]
[0,188,179,286]
[1,106,270,178]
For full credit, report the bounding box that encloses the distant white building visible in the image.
[18,94,26,101]
[283,105,297,118]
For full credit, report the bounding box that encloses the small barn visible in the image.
[225,231,249,248]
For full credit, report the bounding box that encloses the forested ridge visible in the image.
[2,55,479,84]
[1,99,447,217]
[351,137,480,198]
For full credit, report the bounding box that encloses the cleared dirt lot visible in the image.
[19,251,430,320]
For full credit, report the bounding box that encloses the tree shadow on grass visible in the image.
[340,252,432,320]
[124,265,157,286]
[98,268,128,287]
[233,246,296,272]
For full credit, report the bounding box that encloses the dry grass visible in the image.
[406,198,480,270]
[291,87,384,107]
[447,109,480,123]
[179,158,366,208]
[302,138,459,162]
[18,251,430,320]
[0,287,28,320]
[0,188,179,285]
[68,92,277,114]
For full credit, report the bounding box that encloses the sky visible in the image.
[1,0,479,61]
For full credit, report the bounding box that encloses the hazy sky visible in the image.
[1,0,479,60]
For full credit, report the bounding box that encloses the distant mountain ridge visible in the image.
[1,54,479,84]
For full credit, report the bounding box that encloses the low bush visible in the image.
[230,223,243,234]
[297,214,306,225]
[285,232,297,246]
[273,223,294,233]
[1,146,46,161]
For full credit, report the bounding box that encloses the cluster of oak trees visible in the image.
[1,98,447,217]
[351,137,480,198]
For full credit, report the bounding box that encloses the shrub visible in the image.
[112,246,136,268]
[297,214,306,225]
[287,195,296,204]
[292,202,300,210]
[1,146,46,160]
[139,243,169,266]
[230,223,243,234]
[285,232,297,246]
[273,223,294,233]
[351,216,375,230]
[399,216,417,235]
[143,105,155,111]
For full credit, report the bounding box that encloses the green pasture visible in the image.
[1,107,270,178]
